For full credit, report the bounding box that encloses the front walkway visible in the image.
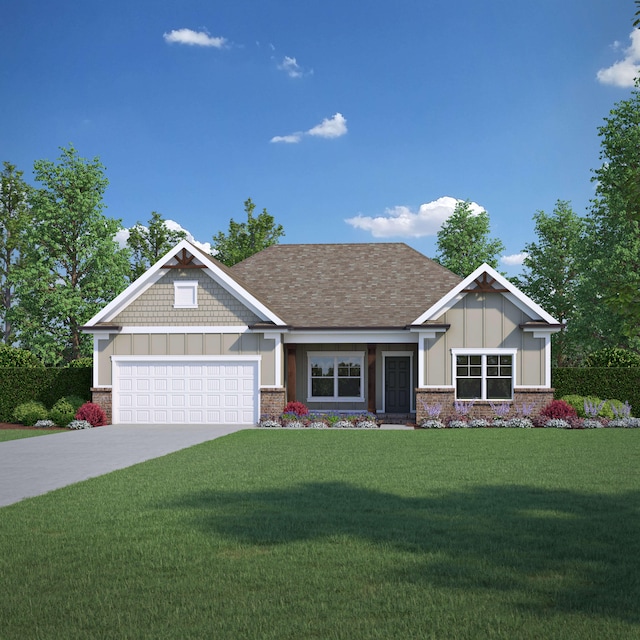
[0,424,245,508]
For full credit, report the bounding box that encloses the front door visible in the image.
[385,356,411,413]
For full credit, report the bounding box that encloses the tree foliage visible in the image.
[16,146,130,364]
[127,211,186,280]
[212,198,284,266]
[434,201,505,277]
[516,201,585,366]
[0,162,30,344]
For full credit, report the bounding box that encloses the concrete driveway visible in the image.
[0,424,246,508]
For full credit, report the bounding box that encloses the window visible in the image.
[174,281,198,308]
[453,350,515,400]
[308,353,364,402]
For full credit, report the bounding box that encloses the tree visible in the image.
[0,162,30,345]
[516,201,585,366]
[212,198,284,266]
[434,201,505,277]
[127,211,186,280]
[577,88,640,352]
[16,146,130,364]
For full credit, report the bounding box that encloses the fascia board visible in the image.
[413,263,560,325]
[84,239,285,327]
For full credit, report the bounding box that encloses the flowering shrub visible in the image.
[75,402,107,427]
[282,419,305,429]
[68,420,93,430]
[506,417,533,429]
[490,402,511,418]
[258,416,281,428]
[583,418,604,429]
[469,418,490,428]
[540,399,576,421]
[307,420,329,429]
[420,419,445,429]
[610,400,632,419]
[420,401,442,418]
[34,419,55,429]
[447,419,470,428]
[453,400,474,418]
[352,413,379,428]
[544,418,571,429]
[282,401,309,416]
[584,398,606,418]
[515,402,535,417]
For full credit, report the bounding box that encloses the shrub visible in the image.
[50,398,77,428]
[63,395,88,411]
[66,357,93,368]
[282,401,309,416]
[560,394,585,416]
[75,402,107,427]
[0,345,43,368]
[540,399,577,420]
[584,347,640,368]
[13,401,48,426]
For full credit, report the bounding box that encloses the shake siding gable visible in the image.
[111,269,261,327]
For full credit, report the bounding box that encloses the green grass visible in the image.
[1,430,639,639]
[0,428,64,442]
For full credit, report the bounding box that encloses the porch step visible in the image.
[376,413,416,426]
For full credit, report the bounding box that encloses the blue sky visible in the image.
[1,1,637,274]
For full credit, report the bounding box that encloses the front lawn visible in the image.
[1,429,639,639]
[0,428,65,442]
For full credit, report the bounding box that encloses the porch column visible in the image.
[367,345,376,414]
[286,345,297,403]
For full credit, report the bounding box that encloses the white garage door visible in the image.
[112,357,259,425]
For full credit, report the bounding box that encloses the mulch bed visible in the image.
[0,422,66,431]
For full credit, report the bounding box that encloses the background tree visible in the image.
[127,211,186,280]
[0,162,29,344]
[212,198,284,266]
[575,87,640,353]
[434,201,505,277]
[515,201,585,366]
[17,146,130,364]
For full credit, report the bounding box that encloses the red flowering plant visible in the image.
[282,401,309,417]
[75,402,108,427]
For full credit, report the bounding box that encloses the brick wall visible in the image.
[260,388,286,417]
[91,388,112,424]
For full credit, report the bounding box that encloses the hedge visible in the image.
[0,367,92,423]
[552,367,640,413]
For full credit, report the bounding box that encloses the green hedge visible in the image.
[0,367,92,422]
[552,367,640,413]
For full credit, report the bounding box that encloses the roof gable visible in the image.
[413,263,560,326]
[84,239,285,327]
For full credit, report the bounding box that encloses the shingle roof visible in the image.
[229,243,461,328]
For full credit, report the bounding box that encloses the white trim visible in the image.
[173,280,198,308]
[93,325,255,335]
[450,348,517,401]
[306,351,365,403]
[92,335,111,388]
[414,263,560,325]
[83,239,285,327]
[262,334,283,388]
[381,351,415,413]
[521,326,563,339]
[284,330,416,344]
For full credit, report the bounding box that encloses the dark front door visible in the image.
[385,356,411,413]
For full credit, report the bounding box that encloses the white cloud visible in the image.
[345,196,485,238]
[278,56,311,78]
[271,113,347,144]
[115,220,211,255]
[597,29,640,87]
[163,28,227,48]
[501,252,528,267]
[307,113,347,138]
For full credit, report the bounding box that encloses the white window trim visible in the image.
[173,281,198,309]
[307,351,365,403]
[451,348,517,401]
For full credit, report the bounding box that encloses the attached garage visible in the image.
[111,356,260,425]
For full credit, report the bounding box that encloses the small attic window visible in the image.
[174,281,198,308]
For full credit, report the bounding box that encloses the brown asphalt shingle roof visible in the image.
[229,243,461,329]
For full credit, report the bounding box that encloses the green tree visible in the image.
[577,88,640,352]
[434,201,505,277]
[127,211,187,280]
[0,162,30,344]
[516,201,585,366]
[212,198,284,266]
[17,146,130,364]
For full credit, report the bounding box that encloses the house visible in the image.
[83,239,562,425]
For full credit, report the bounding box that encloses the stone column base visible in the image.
[91,388,112,424]
[260,387,286,418]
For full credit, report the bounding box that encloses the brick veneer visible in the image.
[415,387,554,424]
[91,387,113,424]
[260,387,286,417]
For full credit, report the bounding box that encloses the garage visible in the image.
[111,357,260,425]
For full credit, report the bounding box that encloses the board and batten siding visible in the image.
[96,332,278,387]
[110,269,261,327]
[424,292,545,387]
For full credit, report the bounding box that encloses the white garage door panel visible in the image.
[113,359,259,425]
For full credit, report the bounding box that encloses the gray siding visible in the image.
[111,269,261,326]
[424,292,544,386]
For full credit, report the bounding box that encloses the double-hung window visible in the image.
[308,352,364,402]
[452,349,515,400]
